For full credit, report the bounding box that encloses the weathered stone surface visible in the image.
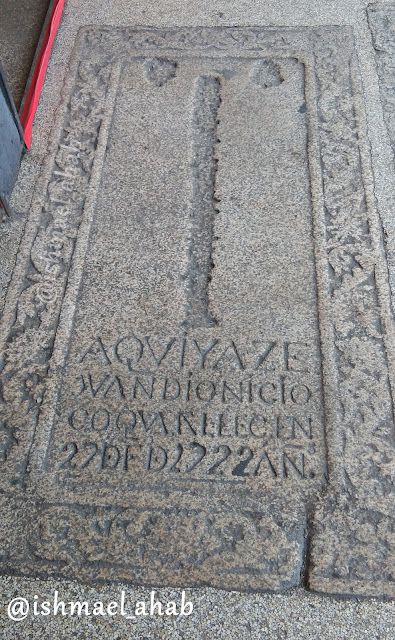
[368,4,395,157]
[0,25,394,597]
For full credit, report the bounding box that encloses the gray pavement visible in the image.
[0,578,394,638]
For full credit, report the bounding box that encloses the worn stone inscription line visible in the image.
[184,75,221,328]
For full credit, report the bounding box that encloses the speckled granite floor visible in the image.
[0,0,50,108]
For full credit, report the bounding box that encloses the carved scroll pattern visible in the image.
[0,60,113,479]
[309,29,395,592]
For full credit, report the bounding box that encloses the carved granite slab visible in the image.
[0,26,394,597]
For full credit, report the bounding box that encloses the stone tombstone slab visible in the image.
[0,26,394,597]
[368,4,395,155]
